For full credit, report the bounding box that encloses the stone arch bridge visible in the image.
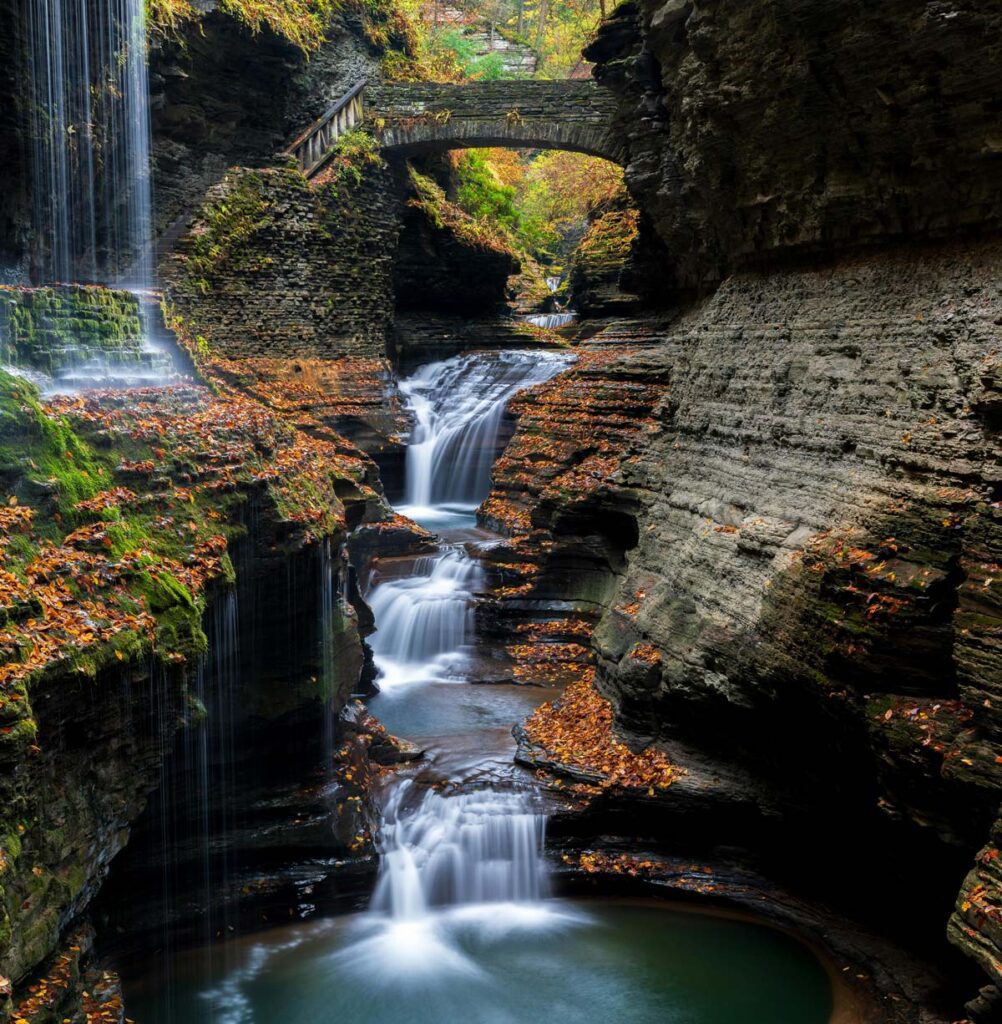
[285,79,623,178]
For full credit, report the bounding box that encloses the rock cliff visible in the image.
[587,0,1002,295]
[491,3,1002,1013]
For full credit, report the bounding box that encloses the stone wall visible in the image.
[368,80,624,162]
[163,160,402,359]
[587,0,1002,294]
[575,237,1001,1012]
[483,240,1002,1012]
[590,236,1001,828]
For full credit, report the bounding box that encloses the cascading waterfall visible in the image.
[331,778,570,985]
[525,311,576,329]
[351,348,581,980]
[371,780,549,918]
[17,0,179,391]
[366,548,482,689]
[366,350,571,690]
[25,0,153,286]
[399,349,574,515]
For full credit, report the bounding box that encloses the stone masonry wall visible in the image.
[163,161,402,360]
[150,6,390,244]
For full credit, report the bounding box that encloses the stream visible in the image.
[122,349,835,1024]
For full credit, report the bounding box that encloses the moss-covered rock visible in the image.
[0,286,144,376]
[0,366,386,994]
[395,164,521,316]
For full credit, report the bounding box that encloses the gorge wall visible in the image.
[163,160,402,360]
[587,0,1002,295]
[509,2,1002,1013]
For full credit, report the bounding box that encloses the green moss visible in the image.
[406,165,519,259]
[154,604,209,664]
[0,286,143,375]
[0,370,107,529]
[180,171,274,296]
[317,129,383,207]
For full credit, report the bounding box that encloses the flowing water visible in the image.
[525,311,576,329]
[367,548,483,689]
[15,1,179,389]
[367,349,572,691]
[119,347,835,1021]
[25,0,153,285]
[397,349,574,525]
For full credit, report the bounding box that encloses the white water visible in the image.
[368,350,572,690]
[333,779,578,983]
[367,548,482,690]
[16,1,178,389]
[371,780,549,917]
[525,311,576,329]
[356,348,582,981]
[398,349,574,520]
[25,0,153,286]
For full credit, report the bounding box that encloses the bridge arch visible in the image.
[284,79,624,178]
[367,81,624,165]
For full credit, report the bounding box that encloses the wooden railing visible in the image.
[284,79,367,178]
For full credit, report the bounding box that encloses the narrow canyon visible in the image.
[0,1,1000,1023]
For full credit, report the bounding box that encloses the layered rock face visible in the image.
[484,249,999,1014]
[565,4,1002,1010]
[588,0,1002,294]
[150,5,391,240]
[590,239,1000,815]
[163,161,402,359]
[0,369,388,1016]
[568,193,642,316]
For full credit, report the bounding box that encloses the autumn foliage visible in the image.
[523,670,680,792]
[0,369,377,761]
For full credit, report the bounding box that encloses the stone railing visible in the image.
[285,79,367,178]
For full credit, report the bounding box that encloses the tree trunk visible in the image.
[534,0,548,56]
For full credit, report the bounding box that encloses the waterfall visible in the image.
[25,0,154,286]
[330,780,565,983]
[318,538,343,775]
[371,781,549,919]
[525,311,576,329]
[347,348,581,982]
[365,350,572,690]
[366,548,482,689]
[399,350,574,515]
